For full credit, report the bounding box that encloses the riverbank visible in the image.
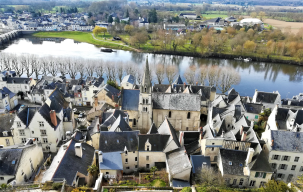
[31,31,303,66]
[32,31,134,51]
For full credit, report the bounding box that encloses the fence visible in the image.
[102,186,174,192]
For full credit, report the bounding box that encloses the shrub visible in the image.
[52,182,63,190]
[181,187,192,192]
[107,80,120,90]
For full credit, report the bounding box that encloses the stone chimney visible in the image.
[50,110,57,127]
[99,151,103,163]
[75,143,83,158]
[246,148,254,165]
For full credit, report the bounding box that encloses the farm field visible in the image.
[264,18,303,34]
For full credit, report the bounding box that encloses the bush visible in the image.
[144,175,151,181]
[52,182,63,190]
[107,80,120,90]
[181,187,192,192]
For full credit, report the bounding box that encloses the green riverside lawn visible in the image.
[32,31,132,51]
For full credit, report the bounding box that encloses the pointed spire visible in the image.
[173,74,183,85]
[141,56,152,93]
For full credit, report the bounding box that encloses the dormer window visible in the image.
[105,140,107,144]
[125,151,128,155]
[3,131,8,137]
[168,111,172,118]
[117,139,119,143]
[229,161,232,165]
[147,146,150,151]
[143,99,145,104]
[187,112,191,119]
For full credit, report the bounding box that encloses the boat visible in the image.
[101,48,114,52]
[244,58,252,62]
[234,56,242,60]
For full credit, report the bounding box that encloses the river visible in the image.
[1,36,302,98]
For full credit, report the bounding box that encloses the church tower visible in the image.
[138,57,152,131]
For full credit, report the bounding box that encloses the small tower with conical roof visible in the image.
[138,57,152,131]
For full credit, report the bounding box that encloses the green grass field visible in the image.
[33,31,132,50]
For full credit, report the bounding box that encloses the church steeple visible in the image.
[141,56,152,93]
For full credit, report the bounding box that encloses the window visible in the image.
[125,158,128,164]
[187,112,191,119]
[144,87,147,93]
[106,172,109,175]
[126,167,130,169]
[79,99,81,101]
[146,156,149,160]
[21,138,26,143]
[277,173,283,179]
[117,139,119,143]
[125,151,128,155]
[39,122,44,127]
[249,180,256,187]
[105,140,107,144]
[168,111,171,118]
[32,131,34,134]
[17,122,21,127]
[214,156,217,162]
[133,119,136,126]
[300,166,303,172]
[24,85,27,89]
[211,147,214,151]
[273,155,280,160]
[295,157,300,162]
[283,156,289,161]
[5,139,10,146]
[143,99,145,104]
[0,177,4,180]
[146,164,150,169]
[260,182,266,188]
[232,179,237,185]
[280,164,287,170]
[43,138,48,143]
[135,157,137,162]
[40,130,46,136]
[287,174,293,182]
[272,163,277,169]
[85,97,87,100]
[147,146,150,151]
[291,165,296,170]
[255,115,258,119]
[239,179,244,186]
[235,146,239,150]
[19,130,25,136]
[229,161,232,165]
[135,165,138,169]
[146,99,148,104]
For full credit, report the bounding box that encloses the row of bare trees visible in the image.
[184,65,241,93]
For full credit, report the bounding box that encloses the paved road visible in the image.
[91,34,140,52]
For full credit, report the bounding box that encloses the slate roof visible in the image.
[103,84,120,103]
[147,123,158,134]
[39,104,61,130]
[152,93,200,111]
[138,135,170,151]
[48,88,70,113]
[172,179,190,187]
[190,155,211,174]
[0,114,15,135]
[244,103,263,114]
[152,84,171,93]
[227,88,239,102]
[173,75,184,85]
[6,77,31,84]
[108,115,132,132]
[99,131,139,152]
[271,130,303,152]
[0,87,16,99]
[122,75,135,84]
[17,107,37,127]
[121,89,139,111]
[0,148,23,175]
[295,110,303,125]
[183,132,200,145]
[99,152,123,170]
[166,147,192,178]
[52,139,95,185]
[158,118,181,148]
[219,149,247,176]
[256,92,278,103]
[250,150,273,172]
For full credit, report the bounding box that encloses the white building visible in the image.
[252,90,281,110]
[0,87,18,110]
[239,18,264,29]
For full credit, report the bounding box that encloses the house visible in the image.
[252,90,281,110]
[4,77,36,99]
[0,87,18,110]
[86,116,100,149]
[179,13,197,20]
[164,24,186,31]
[225,16,237,22]
[121,89,140,129]
[121,75,136,89]
[98,131,139,174]
[190,155,211,184]
[239,18,264,29]
[244,103,263,122]
[0,114,15,147]
[95,22,109,29]
[0,141,43,185]
[200,17,228,29]
[262,130,303,183]
[87,102,112,121]
[100,109,129,131]
[99,151,123,180]
[94,84,120,108]
[42,139,96,187]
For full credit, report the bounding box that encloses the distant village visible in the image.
[0,58,302,191]
[0,11,264,32]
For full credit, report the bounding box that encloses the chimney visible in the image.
[196,82,198,85]
[183,82,186,89]
[75,143,83,158]
[50,110,57,127]
[240,126,244,135]
[246,148,254,165]
[99,151,103,163]
[255,89,258,92]
[97,124,100,132]
[241,131,247,141]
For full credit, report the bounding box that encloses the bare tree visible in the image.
[96,60,105,78]
[197,65,208,86]
[77,59,86,79]
[85,60,96,77]
[116,61,124,84]
[125,62,136,77]
[40,57,49,76]
[32,57,42,79]
[166,65,178,84]
[21,54,36,77]
[217,67,241,93]
[184,65,197,84]
[136,66,144,85]
[207,66,219,87]
[155,63,166,84]
[10,54,24,77]
[196,166,225,187]
[1,53,11,71]
[47,56,58,77]
[58,57,68,78]
[65,58,77,79]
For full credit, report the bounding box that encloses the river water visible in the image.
[1,37,302,98]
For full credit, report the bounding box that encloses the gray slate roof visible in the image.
[244,103,263,114]
[256,92,278,103]
[220,149,247,176]
[17,107,37,127]
[152,93,200,111]
[173,75,184,85]
[52,139,95,186]
[122,75,135,84]
[0,148,23,175]
[121,89,139,111]
[190,155,211,174]
[271,130,303,152]
[99,152,123,170]
[0,114,15,135]
[138,135,170,151]
[99,131,139,152]
[0,87,16,99]
[250,150,273,172]
[147,123,158,134]
[6,77,31,84]
[108,115,132,132]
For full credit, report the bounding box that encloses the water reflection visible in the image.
[0,37,302,97]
